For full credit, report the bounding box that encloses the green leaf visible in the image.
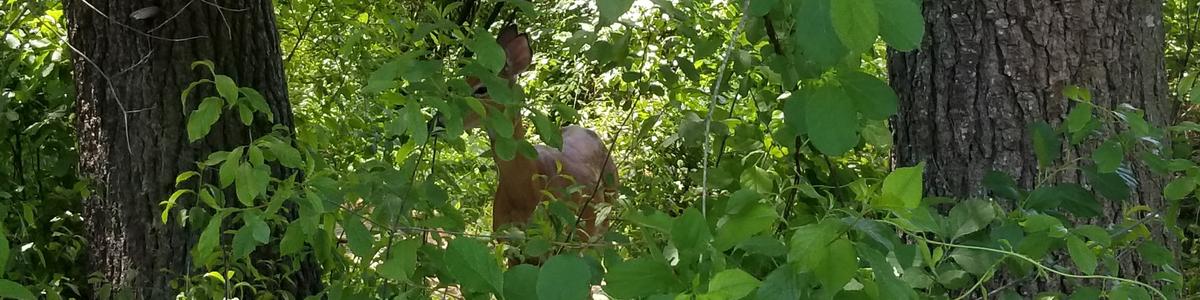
[794,0,848,68]
[816,237,857,295]
[874,0,924,51]
[841,71,898,120]
[739,166,775,194]
[231,223,258,258]
[756,265,806,300]
[1031,121,1060,168]
[1093,140,1123,173]
[214,74,239,103]
[379,239,420,282]
[749,0,780,17]
[1048,184,1101,218]
[1072,225,1111,247]
[264,139,303,168]
[603,257,680,298]
[983,171,1022,201]
[1084,166,1130,202]
[280,222,305,256]
[530,108,563,149]
[805,85,859,156]
[670,208,711,252]
[239,87,273,121]
[830,0,879,53]
[879,162,925,210]
[713,203,779,251]
[504,264,540,300]
[1066,235,1097,275]
[1164,176,1196,201]
[444,238,504,294]
[705,269,761,299]
[1137,242,1173,267]
[948,199,996,239]
[1066,103,1094,133]
[1021,214,1068,238]
[598,0,635,26]
[469,29,507,74]
[363,60,402,93]
[192,211,227,267]
[0,279,35,300]
[187,97,224,142]
[175,171,199,187]
[245,213,270,243]
[343,214,374,258]
[219,148,242,188]
[537,255,591,300]
[234,163,265,207]
[0,233,9,275]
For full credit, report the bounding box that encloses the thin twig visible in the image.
[285,4,320,63]
[77,0,208,42]
[701,0,753,216]
[148,0,194,32]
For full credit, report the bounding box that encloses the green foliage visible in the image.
[3,0,1194,298]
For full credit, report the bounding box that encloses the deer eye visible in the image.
[472,86,488,97]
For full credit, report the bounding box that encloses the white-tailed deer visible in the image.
[462,26,619,242]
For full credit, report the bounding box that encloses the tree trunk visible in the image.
[65,1,318,298]
[890,0,1173,294]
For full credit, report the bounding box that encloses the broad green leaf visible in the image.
[755,265,806,300]
[444,238,504,294]
[537,255,590,300]
[1063,85,1093,102]
[239,87,272,121]
[739,166,774,194]
[264,139,303,168]
[1030,121,1060,168]
[714,203,779,251]
[468,29,506,73]
[231,223,258,258]
[0,233,8,275]
[192,211,227,267]
[1070,287,1101,300]
[1137,242,1173,267]
[816,238,857,295]
[343,214,374,258]
[1066,103,1093,133]
[1093,140,1123,173]
[874,0,924,51]
[245,213,270,243]
[363,60,402,93]
[175,171,199,187]
[705,269,761,299]
[1066,235,1097,275]
[598,0,636,26]
[982,171,1022,201]
[830,0,879,53]
[1021,214,1068,238]
[1072,225,1111,247]
[841,71,898,120]
[794,0,848,68]
[280,222,305,256]
[783,90,809,137]
[0,279,34,300]
[505,264,540,300]
[187,97,224,142]
[749,0,780,17]
[805,85,859,156]
[949,247,999,276]
[603,257,680,298]
[218,147,242,188]
[670,208,711,252]
[879,162,925,209]
[214,74,239,103]
[1084,166,1130,202]
[1164,176,1196,201]
[1048,184,1100,218]
[948,199,996,239]
[530,108,563,149]
[379,239,420,282]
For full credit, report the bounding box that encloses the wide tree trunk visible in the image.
[890,0,1173,294]
[65,1,318,298]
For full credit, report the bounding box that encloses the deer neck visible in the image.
[487,111,540,200]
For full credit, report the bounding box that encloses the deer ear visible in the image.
[501,33,532,77]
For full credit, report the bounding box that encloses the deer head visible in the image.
[462,25,532,131]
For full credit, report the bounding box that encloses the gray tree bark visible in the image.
[65,0,318,298]
[890,0,1174,295]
